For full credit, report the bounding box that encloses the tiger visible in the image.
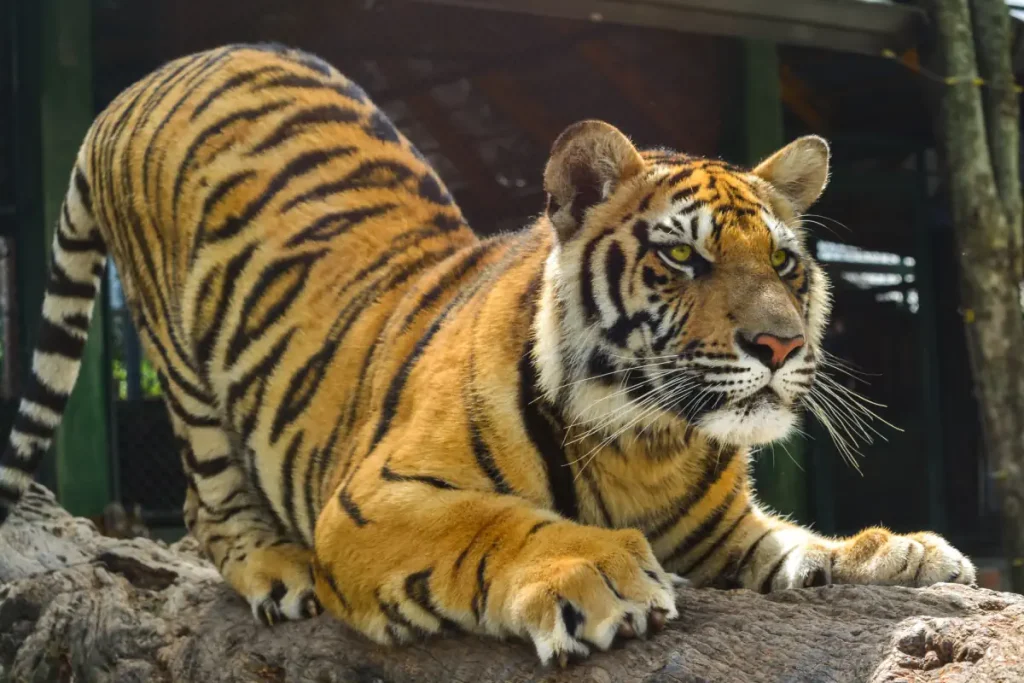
[0,43,974,665]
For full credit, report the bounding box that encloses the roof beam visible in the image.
[407,0,924,56]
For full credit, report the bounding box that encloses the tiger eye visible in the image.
[669,244,693,262]
[771,249,788,268]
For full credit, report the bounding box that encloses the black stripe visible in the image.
[1,442,50,475]
[47,257,97,299]
[672,185,699,203]
[255,72,368,103]
[376,589,426,640]
[192,170,258,262]
[280,431,305,538]
[201,501,259,526]
[518,333,578,521]
[173,99,293,226]
[279,159,418,213]
[276,243,459,444]
[339,241,491,438]
[733,529,773,583]
[202,146,358,247]
[336,229,519,497]
[35,318,86,359]
[471,551,492,623]
[58,208,104,254]
[315,556,351,611]
[381,464,459,491]
[191,64,287,121]
[63,313,91,333]
[243,448,293,539]
[0,480,22,501]
[310,410,347,520]
[337,489,368,527]
[249,104,361,154]
[270,344,335,446]
[303,446,322,543]
[226,249,326,370]
[759,545,796,594]
[73,166,92,214]
[248,44,336,78]
[580,464,613,526]
[143,49,237,246]
[195,243,258,367]
[54,227,102,253]
[284,203,398,248]
[152,360,216,415]
[676,504,752,576]
[580,228,613,321]
[183,448,232,478]
[665,168,695,187]
[604,241,628,316]
[11,412,52,440]
[525,520,553,538]
[397,240,500,335]
[161,381,221,429]
[226,328,296,441]
[23,372,69,415]
[404,569,462,632]
[364,110,401,143]
[663,479,743,566]
[453,510,508,573]
[119,53,213,308]
[468,419,513,495]
[367,260,490,454]
[648,446,739,542]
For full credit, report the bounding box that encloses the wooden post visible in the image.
[739,40,810,522]
[37,0,111,517]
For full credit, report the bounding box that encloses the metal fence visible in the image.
[107,264,183,526]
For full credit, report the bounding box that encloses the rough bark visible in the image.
[2,484,1024,683]
[929,0,1024,591]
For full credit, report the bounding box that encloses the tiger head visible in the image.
[534,120,832,449]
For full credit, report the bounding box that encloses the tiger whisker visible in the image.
[564,373,698,447]
[570,378,699,479]
[562,366,697,433]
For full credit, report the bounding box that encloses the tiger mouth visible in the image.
[739,386,780,406]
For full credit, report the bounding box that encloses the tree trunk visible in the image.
[1,484,1023,682]
[929,0,1024,591]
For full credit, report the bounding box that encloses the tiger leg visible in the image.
[670,503,975,590]
[166,397,322,624]
[313,477,680,665]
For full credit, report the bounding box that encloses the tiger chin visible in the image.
[0,44,974,668]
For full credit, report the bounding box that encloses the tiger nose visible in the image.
[739,333,805,370]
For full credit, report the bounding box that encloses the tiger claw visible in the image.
[256,598,283,627]
[300,592,323,619]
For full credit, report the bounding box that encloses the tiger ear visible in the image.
[543,120,644,242]
[751,135,830,215]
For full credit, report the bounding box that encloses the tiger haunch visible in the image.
[0,44,974,665]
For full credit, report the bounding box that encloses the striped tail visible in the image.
[0,166,107,523]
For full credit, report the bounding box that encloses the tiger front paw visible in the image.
[501,525,682,666]
[226,543,323,626]
[832,528,976,587]
[765,528,976,591]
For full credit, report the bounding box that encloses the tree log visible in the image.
[928,0,1024,592]
[1,484,1023,683]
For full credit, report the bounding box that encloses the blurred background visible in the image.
[0,0,1016,587]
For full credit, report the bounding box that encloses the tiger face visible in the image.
[535,121,832,448]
